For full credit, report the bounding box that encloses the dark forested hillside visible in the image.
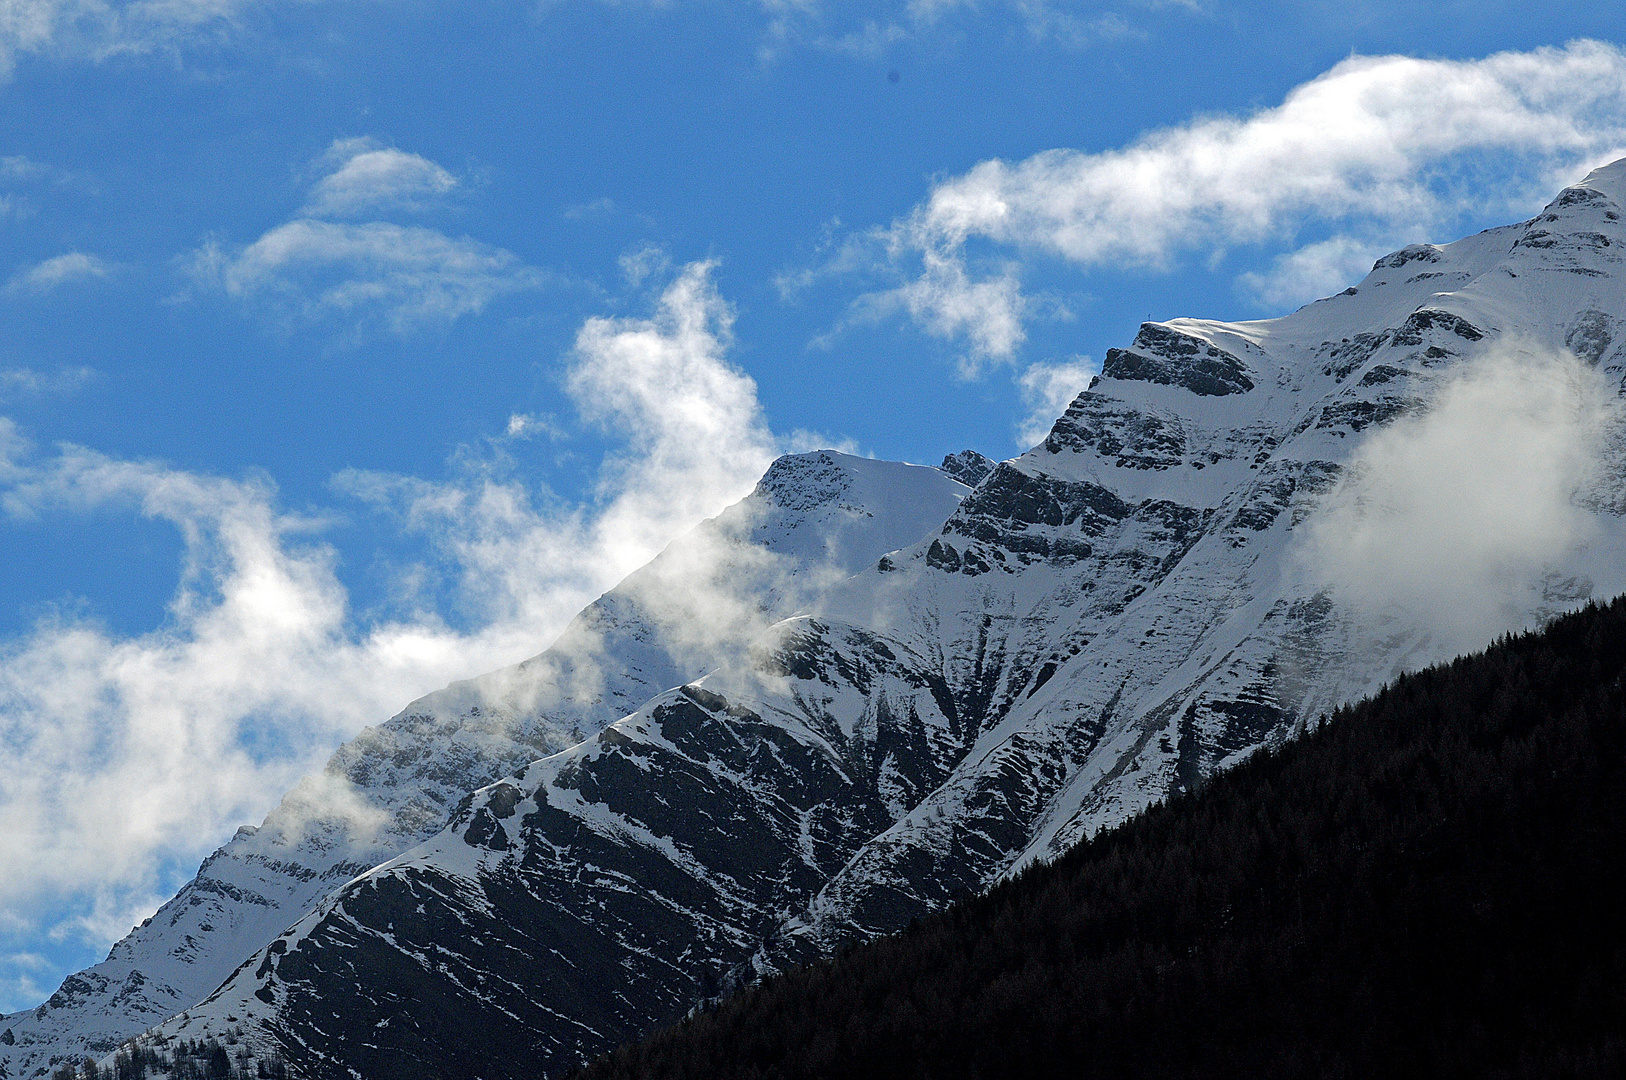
[576,597,1626,1080]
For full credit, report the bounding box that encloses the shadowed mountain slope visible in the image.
[579,595,1626,1080]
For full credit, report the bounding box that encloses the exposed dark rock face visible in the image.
[1319,332,1390,381]
[1357,363,1407,387]
[1567,309,1617,365]
[939,450,996,487]
[1372,243,1443,270]
[164,624,973,1078]
[1391,308,1485,347]
[1314,397,1410,433]
[1044,394,1187,470]
[1100,323,1256,397]
[241,684,912,1079]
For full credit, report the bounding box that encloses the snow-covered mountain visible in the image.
[0,452,969,1080]
[119,160,1626,1079]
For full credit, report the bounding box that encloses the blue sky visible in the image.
[4,0,1626,1011]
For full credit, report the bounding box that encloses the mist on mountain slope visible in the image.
[1295,340,1625,659]
[0,261,782,982]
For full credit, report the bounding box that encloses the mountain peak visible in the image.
[753,449,869,507]
[45,164,1626,1080]
[940,450,995,487]
[1577,155,1626,199]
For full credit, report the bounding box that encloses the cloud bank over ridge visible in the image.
[0,262,778,996]
[863,40,1626,362]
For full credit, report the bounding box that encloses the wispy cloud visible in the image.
[800,246,1027,376]
[3,0,1169,80]
[1236,235,1388,310]
[569,261,779,563]
[562,197,614,220]
[0,154,87,222]
[6,251,110,294]
[619,244,672,287]
[1295,343,1623,657]
[0,948,53,1015]
[503,412,564,441]
[0,262,783,964]
[187,138,548,334]
[335,263,780,617]
[0,366,96,399]
[190,220,550,332]
[1015,355,1097,447]
[889,251,1027,376]
[852,41,1626,357]
[758,0,1154,61]
[0,0,255,78]
[303,137,460,219]
[0,154,53,181]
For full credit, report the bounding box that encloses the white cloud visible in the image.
[0,155,82,221]
[1015,354,1097,447]
[190,220,549,332]
[893,251,1026,373]
[0,365,96,399]
[569,260,779,564]
[563,197,614,220]
[504,412,563,440]
[0,154,51,180]
[0,0,250,78]
[0,415,25,466]
[819,247,1027,373]
[0,949,53,1015]
[875,40,1626,357]
[0,262,782,959]
[2,0,1174,78]
[6,251,109,293]
[619,244,672,287]
[758,0,1148,61]
[304,137,459,218]
[188,138,544,334]
[1295,343,1623,657]
[1003,2,1136,47]
[0,450,377,921]
[781,426,862,456]
[1236,235,1389,310]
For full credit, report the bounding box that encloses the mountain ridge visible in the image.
[105,161,1626,1077]
[0,451,969,1080]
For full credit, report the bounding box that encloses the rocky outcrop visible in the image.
[1100,324,1257,397]
[939,449,996,487]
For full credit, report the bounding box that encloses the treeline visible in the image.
[50,1036,288,1080]
[576,596,1626,1080]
